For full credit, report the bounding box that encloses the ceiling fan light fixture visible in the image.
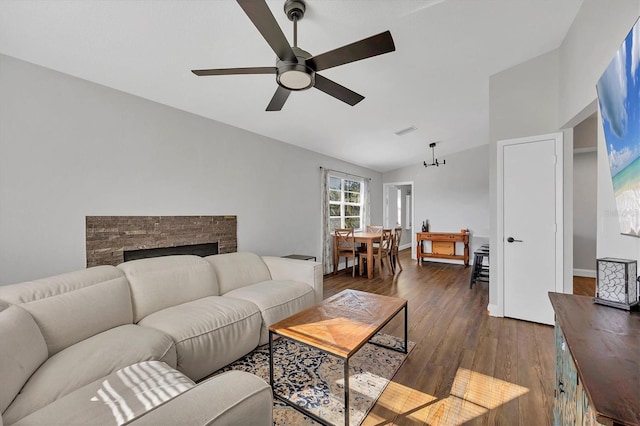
[192,0,395,110]
[277,63,315,90]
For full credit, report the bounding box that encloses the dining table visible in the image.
[333,231,382,279]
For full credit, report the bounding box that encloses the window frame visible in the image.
[328,175,364,231]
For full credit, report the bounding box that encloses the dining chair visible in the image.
[390,226,403,273]
[357,225,383,271]
[359,224,383,250]
[362,228,393,279]
[333,228,359,277]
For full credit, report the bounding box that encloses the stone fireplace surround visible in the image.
[86,216,237,267]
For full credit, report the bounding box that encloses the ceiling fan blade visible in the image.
[308,30,395,72]
[314,74,364,106]
[191,67,276,76]
[236,0,296,62]
[266,86,291,111]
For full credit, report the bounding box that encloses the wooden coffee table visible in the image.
[268,289,408,426]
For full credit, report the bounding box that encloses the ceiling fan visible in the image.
[191,0,396,111]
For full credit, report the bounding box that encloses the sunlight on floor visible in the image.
[451,368,529,410]
[366,368,529,425]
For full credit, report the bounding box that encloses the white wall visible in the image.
[559,0,640,128]
[558,0,640,262]
[487,0,640,313]
[383,145,490,258]
[0,54,383,285]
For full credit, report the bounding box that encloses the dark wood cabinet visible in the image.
[549,292,640,426]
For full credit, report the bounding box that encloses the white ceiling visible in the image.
[0,0,583,172]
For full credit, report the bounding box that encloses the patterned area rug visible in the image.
[216,333,414,426]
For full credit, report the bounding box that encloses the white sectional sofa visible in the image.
[0,252,322,426]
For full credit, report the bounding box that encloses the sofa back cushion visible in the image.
[118,255,219,322]
[205,252,272,295]
[0,266,132,356]
[0,301,48,415]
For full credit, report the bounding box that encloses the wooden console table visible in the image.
[416,231,469,265]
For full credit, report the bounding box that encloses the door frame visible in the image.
[494,132,564,318]
[383,181,415,259]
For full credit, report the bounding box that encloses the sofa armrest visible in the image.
[129,371,272,426]
[261,257,323,303]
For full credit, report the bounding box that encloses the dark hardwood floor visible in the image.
[323,249,555,425]
[572,276,595,297]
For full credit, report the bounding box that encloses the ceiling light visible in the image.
[424,142,445,167]
[277,63,315,90]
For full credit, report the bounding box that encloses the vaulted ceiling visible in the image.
[0,0,583,172]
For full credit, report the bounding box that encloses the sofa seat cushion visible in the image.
[130,371,273,426]
[223,280,315,345]
[3,325,176,425]
[137,296,262,381]
[12,361,194,426]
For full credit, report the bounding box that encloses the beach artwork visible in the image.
[596,18,640,236]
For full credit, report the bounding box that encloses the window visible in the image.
[328,175,363,231]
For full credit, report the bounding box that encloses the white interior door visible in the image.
[500,133,563,325]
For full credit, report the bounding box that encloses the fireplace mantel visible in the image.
[85,215,237,267]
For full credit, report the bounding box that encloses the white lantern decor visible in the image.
[595,258,638,310]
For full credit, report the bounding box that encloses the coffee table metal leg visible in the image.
[269,331,274,387]
[403,304,408,354]
[344,358,350,426]
[367,304,408,354]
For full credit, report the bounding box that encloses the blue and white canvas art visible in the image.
[597,18,640,236]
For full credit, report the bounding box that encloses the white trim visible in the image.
[573,268,596,278]
[574,147,596,154]
[487,303,501,316]
[383,181,416,259]
[495,132,564,319]
[424,258,467,265]
[495,141,505,318]
[328,174,366,230]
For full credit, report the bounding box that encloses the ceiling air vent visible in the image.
[394,126,417,136]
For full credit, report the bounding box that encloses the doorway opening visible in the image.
[383,182,415,259]
[572,113,597,297]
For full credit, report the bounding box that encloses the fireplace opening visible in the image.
[123,242,219,262]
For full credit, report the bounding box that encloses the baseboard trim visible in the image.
[487,303,502,317]
[573,269,596,278]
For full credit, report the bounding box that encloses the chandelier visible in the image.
[424,142,445,167]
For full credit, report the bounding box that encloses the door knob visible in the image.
[507,237,523,243]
